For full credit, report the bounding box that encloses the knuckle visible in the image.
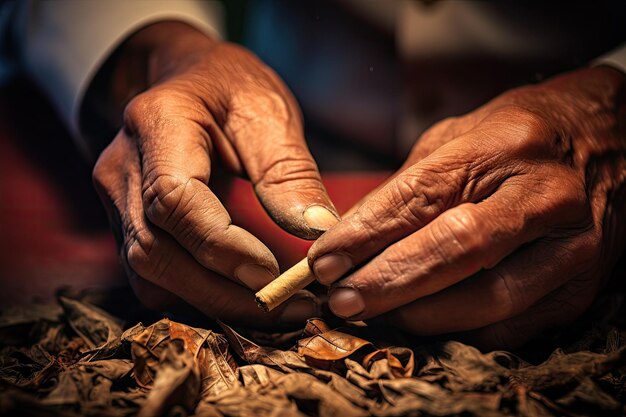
[124,89,186,132]
[125,229,167,282]
[256,156,321,189]
[229,88,293,134]
[500,105,552,135]
[124,92,157,126]
[434,204,489,262]
[491,105,556,153]
[142,174,190,227]
[392,173,448,227]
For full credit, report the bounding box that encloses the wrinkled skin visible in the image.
[92,23,339,326]
[309,66,626,349]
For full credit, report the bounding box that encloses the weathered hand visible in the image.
[92,22,338,325]
[309,66,626,348]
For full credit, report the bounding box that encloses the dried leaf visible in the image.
[138,340,200,417]
[168,321,238,397]
[416,341,511,391]
[131,318,238,398]
[202,383,303,417]
[219,322,310,373]
[131,319,171,387]
[0,344,57,388]
[2,293,626,417]
[362,347,414,378]
[297,330,372,362]
[303,318,332,336]
[238,364,284,387]
[297,322,415,377]
[59,297,123,350]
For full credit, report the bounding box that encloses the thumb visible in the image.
[224,86,340,239]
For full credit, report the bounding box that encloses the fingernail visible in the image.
[279,299,317,324]
[234,264,275,291]
[313,253,352,285]
[329,288,365,318]
[303,205,339,231]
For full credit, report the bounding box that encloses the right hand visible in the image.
[91,22,339,325]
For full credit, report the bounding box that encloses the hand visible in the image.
[92,22,339,325]
[308,66,626,348]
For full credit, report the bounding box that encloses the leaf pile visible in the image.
[1,296,625,416]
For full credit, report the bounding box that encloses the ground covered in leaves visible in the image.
[1,290,626,417]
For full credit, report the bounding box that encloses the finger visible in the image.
[384,230,598,335]
[458,277,596,351]
[123,225,318,327]
[222,61,340,238]
[97,131,317,326]
[308,133,510,285]
[94,134,184,311]
[125,90,280,291]
[341,114,481,218]
[325,175,589,319]
[308,107,564,285]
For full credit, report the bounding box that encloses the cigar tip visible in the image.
[255,295,271,313]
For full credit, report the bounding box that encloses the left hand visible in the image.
[308,66,626,349]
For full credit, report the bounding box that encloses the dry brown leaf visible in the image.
[59,297,122,351]
[219,322,310,373]
[362,347,414,378]
[138,339,200,417]
[2,295,626,417]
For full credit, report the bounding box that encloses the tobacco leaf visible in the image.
[362,347,414,378]
[297,330,372,361]
[237,364,285,387]
[219,322,310,373]
[508,347,626,415]
[297,322,415,377]
[0,344,58,388]
[131,318,238,398]
[168,320,239,397]
[200,383,304,417]
[415,341,512,392]
[303,318,332,336]
[2,293,626,417]
[40,359,136,417]
[137,339,201,417]
[59,297,123,350]
[131,318,171,387]
[270,372,368,417]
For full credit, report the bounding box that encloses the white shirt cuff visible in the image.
[19,0,223,159]
[593,43,626,74]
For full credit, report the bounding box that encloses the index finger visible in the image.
[126,90,279,291]
[308,132,507,285]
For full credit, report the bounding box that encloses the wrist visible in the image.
[79,21,218,158]
[112,21,218,111]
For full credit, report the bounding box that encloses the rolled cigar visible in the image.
[255,258,315,312]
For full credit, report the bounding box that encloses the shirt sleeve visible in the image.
[593,43,626,74]
[13,0,223,158]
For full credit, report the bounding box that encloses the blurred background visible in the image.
[1,0,625,307]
